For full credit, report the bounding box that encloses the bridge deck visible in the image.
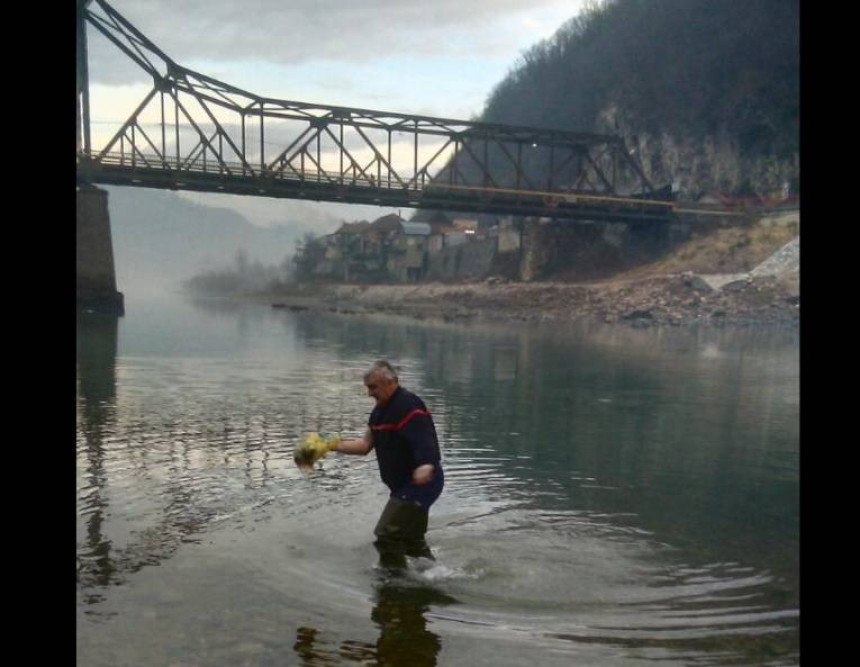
[81,153,676,224]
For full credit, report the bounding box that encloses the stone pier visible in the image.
[77,185,124,314]
[519,217,681,282]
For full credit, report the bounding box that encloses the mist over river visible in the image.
[76,293,799,666]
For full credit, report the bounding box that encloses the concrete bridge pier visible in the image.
[77,185,124,315]
[518,216,681,282]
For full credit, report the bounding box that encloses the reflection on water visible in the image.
[76,294,798,666]
[77,311,119,601]
[294,575,456,667]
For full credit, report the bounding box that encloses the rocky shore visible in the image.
[261,267,799,329]
[252,215,800,329]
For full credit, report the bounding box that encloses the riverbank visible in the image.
[256,269,797,328]
[249,215,800,329]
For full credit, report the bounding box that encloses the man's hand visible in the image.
[294,432,339,469]
[412,464,434,485]
[324,435,342,452]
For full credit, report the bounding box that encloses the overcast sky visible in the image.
[86,0,588,228]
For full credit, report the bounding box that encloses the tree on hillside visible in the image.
[468,0,798,195]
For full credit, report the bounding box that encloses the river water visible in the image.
[76,293,799,666]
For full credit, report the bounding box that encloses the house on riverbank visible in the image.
[306,210,520,284]
[390,221,432,282]
[316,213,430,282]
[298,201,799,287]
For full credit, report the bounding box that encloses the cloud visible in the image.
[85,0,578,84]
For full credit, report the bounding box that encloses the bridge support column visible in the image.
[77,185,124,315]
[520,217,679,282]
[519,218,554,281]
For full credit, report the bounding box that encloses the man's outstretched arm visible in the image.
[332,428,373,456]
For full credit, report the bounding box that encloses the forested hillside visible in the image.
[476,0,798,200]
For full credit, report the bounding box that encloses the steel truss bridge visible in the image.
[76,0,678,224]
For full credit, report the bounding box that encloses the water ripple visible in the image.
[77,300,798,666]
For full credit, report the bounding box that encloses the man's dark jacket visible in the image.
[368,386,442,494]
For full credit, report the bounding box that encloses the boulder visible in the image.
[622,309,654,321]
[684,274,715,293]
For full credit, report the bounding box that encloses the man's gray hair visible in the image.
[363,360,399,382]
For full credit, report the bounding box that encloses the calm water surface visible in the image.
[76,293,799,666]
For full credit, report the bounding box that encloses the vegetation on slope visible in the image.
[474,0,798,195]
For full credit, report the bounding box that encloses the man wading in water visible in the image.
[331,361,444,569]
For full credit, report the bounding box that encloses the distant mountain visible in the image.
[104,186,326,294]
